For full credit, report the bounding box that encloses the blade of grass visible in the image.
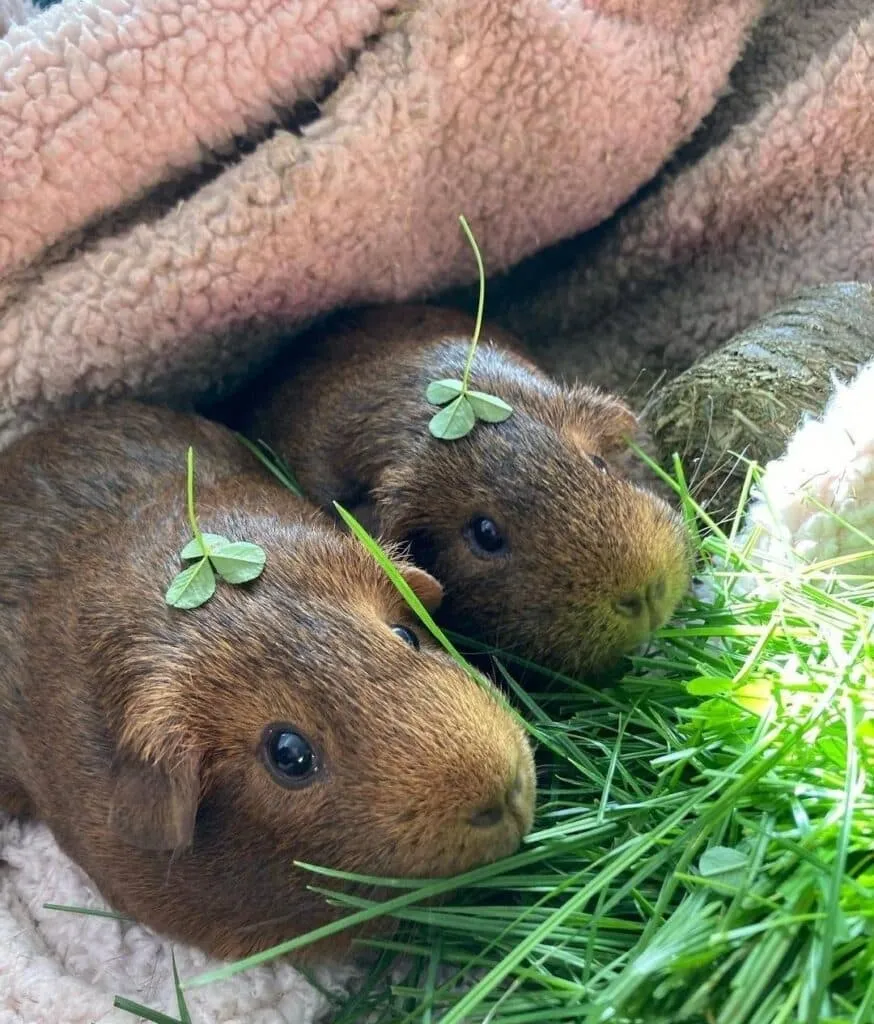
[113,998,185,1024]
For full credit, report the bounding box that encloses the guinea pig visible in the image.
[236,305,692,675]
[0,402,536,961]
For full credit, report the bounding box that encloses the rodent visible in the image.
[0,401,536,961]
[236,304,692,674]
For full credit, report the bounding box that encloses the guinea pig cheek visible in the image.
[220,730,333,847]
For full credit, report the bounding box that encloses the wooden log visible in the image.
[643,283,874,519]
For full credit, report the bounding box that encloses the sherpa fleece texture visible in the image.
[493,0,874,395]
[0,817,358,1024]
[742,358,874,583]
[0,0,762,447]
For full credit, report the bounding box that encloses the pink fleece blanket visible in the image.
[0,0,762,447]
[490,0,874,397]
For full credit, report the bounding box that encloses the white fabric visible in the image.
[0,819,358,1024]
[741,359,874,582]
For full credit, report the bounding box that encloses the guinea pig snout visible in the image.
[468,760,534,836]
[452,739,536,876]
[604,499,691,643]
[613,575,673,635]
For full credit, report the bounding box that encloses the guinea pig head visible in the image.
[88,522,535,959]
[373,385,692,674]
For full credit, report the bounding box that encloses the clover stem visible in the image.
[458,214,486,392]
[185,446,205,550]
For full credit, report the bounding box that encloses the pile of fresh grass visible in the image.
[172,465,874,1024]
[61,463,874,1024]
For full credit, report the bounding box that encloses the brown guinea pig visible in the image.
[237,305,691,675]
[0,402,535,961]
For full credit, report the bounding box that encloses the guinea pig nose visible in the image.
[469,802,506,829]
[614,577,669,630]
[614,592,645,620]
[469,768,529,830]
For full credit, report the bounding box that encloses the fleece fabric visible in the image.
[742,358,874,583]
[0,0,761,447]
[491,0,874,397]
[0,818,357,1024]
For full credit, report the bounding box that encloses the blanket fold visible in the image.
[0,0,761,448]
[0,0,397,277]
[489,0,874,398]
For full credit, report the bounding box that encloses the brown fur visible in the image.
[0,401,535,961]
[240,305,692,674]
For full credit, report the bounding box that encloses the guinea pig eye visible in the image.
[466,515,506,556]
[391,624,420,650]
[590,454,609,473]
[261,725,318,787]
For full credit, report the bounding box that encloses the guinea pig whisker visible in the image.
[236,910,307,934]
[490,613,532,662]
[236,882,390,937]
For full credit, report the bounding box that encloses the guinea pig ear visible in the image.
[399,565,444,612]
[108,749,201,852]
[565,385,639,454]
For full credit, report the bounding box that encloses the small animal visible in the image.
[239,305,692,674]
[0,402,535,960]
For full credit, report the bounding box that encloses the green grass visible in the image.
[58,456,874,1024]
[178,457,874,1023]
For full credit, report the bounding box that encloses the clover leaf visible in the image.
[165,447,266,610]
[425,379,465,404]
[427,215,513,440]
[179,533,228,560]
[165,557,216,610]
[698,846,750,890]
[209,541,267,584]
[428,395,477,440]
[467,390,513,423]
